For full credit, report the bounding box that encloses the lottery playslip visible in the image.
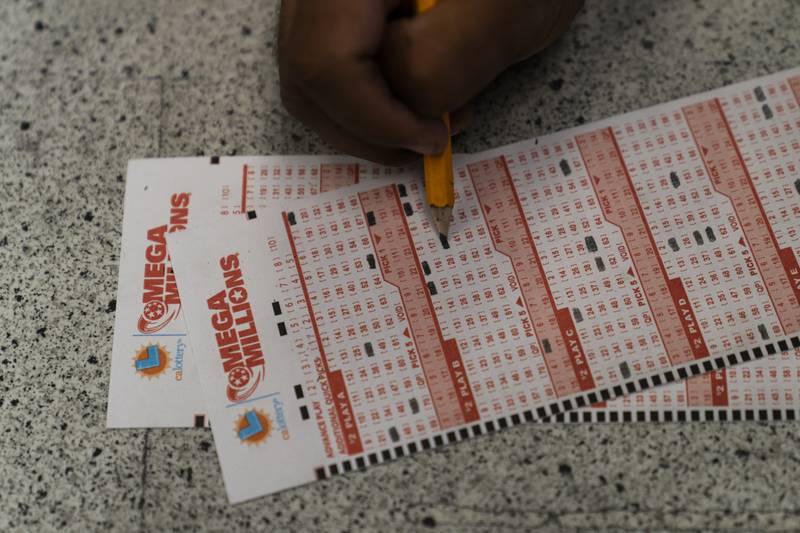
[106,155,408,427]
[166,68,800,502]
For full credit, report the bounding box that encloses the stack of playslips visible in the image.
[107,67,800,503]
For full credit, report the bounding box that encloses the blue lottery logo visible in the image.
[132,344,170,378]
[235,409,271,445]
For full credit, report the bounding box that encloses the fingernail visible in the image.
[408,119,449,155]
[409,144,438,155]
[409,141,444,155]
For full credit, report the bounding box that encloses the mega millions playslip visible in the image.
[107,68,800,503]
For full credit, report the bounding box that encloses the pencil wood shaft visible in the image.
[417,0,454,235]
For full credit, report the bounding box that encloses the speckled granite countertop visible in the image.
[1,1,799,531]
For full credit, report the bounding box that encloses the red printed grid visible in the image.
[263,72,799,474]
[593,71,800,414]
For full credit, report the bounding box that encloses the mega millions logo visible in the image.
[137,193,191,334]
[235,408,272,445]
[207,253,266,402]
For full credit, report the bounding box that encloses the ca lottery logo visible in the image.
[137,192,191,334]
[235,408,272,445]
[132,343,170,379]
[206,253,266,402]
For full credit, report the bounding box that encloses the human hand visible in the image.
[278,0,582,165]
[279,0,451,165]
[380,0,583,120]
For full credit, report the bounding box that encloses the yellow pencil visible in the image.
[415,0,454,236]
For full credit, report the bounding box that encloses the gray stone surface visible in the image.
[1,0,799,531]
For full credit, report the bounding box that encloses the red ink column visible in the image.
[283,215,364,454]
[683,99,800,334]
[576,128,709,365]
[320,163,359,193]
[241,164,250,213]
[468,157,594,397]
[327,370,362,453]
[686,371,729,407]
[790,75,800,106]
[359,186,479,429]
[782,249,800,308]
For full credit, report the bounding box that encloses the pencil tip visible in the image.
[431,205,452,236]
